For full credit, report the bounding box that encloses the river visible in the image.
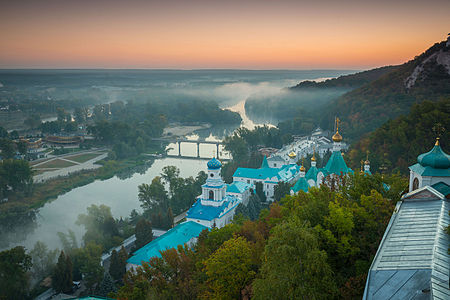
[1,71,350,252]
[1,99,268,252]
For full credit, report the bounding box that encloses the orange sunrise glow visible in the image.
[1,0,449,69]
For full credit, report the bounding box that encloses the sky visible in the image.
[1,0,449,69]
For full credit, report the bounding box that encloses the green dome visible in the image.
[417,143,450,169]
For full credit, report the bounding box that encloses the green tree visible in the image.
[109,250,122,281]
[30,241,58,281]
[135,218,153,249]
[0,246,32,300]
[203,236,256,299]
[255,181,266,202]
[161,165,180,197]
[96,271,117,297]
[16,140,28,156]
[76,204,120,250]
[0,138,15,159]
[138,176,168,212]
[253,217,337,299]
[0,159,33,195]
[52,251,73,293]
[79,242,104,292]
[273,181,291,202]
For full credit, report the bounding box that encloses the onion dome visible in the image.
[207,157,222,169]
[311,152,316,161]
[300,164,306,172]
[332,130,343,142]
[288,151,297,159]
[417,138,450,169]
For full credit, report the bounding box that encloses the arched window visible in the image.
[209,190,214,200]
[412,177,419,191]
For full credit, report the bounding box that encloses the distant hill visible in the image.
[291,65,397,90]
[245,67,394,123]
[329,39,450,141]
[247,37,450,142]
[347,99,450,174]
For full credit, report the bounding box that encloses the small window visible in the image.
[209,190,214,200]
[274,163,277,167]
[412,178,419,190]
[210,173,214,177]
[247,180,250,184]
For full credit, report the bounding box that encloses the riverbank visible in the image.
[0,153,156,222]
[162,123,211,137]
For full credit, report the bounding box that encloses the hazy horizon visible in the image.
[1,0,449,69]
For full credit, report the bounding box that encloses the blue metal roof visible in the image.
[227,181,252,194]
[207,157,222,169]
[127,221,208,265]
[186,195,240,221]
[363,196,449,299]
[233,164,299,182]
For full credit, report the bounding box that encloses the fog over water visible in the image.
[1,69,357,252]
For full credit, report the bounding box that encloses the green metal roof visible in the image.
[306,166,319,181]
[323,151,353,176]
[417,144,450,169]
[431,182,450,197]
[291,177,309,193]
[261,156,269,168]
[409,163,450,177]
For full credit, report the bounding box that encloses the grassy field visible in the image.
[34,159,77,169]
[65,152,103,163]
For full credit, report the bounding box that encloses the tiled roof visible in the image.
[127,221,208,265]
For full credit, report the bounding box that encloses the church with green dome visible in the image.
[408,137,450,191]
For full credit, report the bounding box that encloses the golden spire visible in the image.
[360,160,364,174]
[332,117,343,142]
[432,123,444,146]
[300,157,306,172]
[364,150,370,165]
[311,146,316,161]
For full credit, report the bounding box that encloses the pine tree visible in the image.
[96,271,117,297]
[109,250,121,281]
[167,207,174,228]
[135,219,153,249]
[52,251,72,293]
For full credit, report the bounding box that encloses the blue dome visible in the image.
[417,142,450,169]
[207,157,222,169]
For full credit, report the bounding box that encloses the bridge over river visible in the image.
[152,137,230,160]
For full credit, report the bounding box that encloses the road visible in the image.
[33,150,108,183]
